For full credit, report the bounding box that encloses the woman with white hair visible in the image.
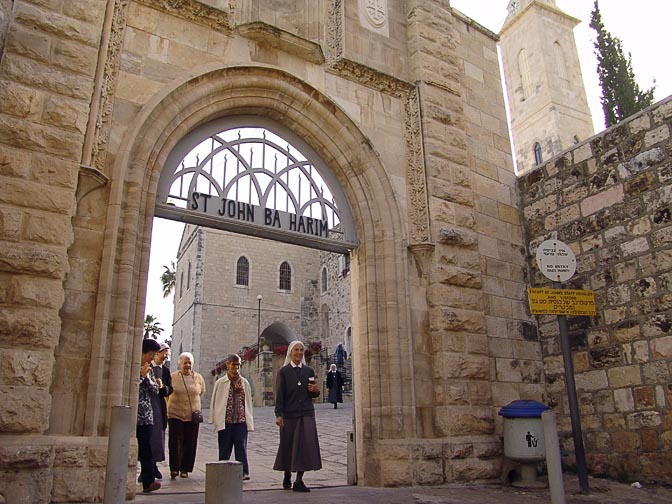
[273,340,322,492]
[167,352,206,479]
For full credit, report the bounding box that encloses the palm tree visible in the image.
[143,314,164,340]
[160,261,176,298]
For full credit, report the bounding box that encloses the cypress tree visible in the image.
[589,0,655,127]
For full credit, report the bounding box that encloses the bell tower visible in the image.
[499,0,594,172]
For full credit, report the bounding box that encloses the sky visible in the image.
[144,0,672,341]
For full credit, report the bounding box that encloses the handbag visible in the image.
[181,373,203,424]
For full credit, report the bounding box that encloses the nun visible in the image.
[273,340,322,492]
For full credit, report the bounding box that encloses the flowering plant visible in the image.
[273,344,288,355]
[304,340,322,358]
[242,346,258,362]
[210,359,227,376]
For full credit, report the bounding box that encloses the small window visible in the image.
[236,256,249,286]
[279,261,292,291]
[179,271,184,297]
[338,254,350,277]
[321,267,328,293]
[554,41,568,81]
[534,142,543,165]
[518,49,533,100]
[187,261,191,289]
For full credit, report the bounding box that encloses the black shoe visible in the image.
[293,481,310,492]
[170,471,178,479]
[283,475,292,490]
[142,481,161,493]
[154,467,163,480]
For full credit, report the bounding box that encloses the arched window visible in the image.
[518,49,533,100]
[236,256,249,286]
[554,41,568,81]
[187,261,191,289]
[321,304,330,341]
[338,253,350,277]
[279,261,292,291]
[321,266,328,293]
[534,142,543,165]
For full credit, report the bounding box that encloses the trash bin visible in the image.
[499,400,550,487]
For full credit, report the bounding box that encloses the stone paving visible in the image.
[135,401,672,503]
[136,401,350,497]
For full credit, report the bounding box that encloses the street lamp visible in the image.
[256,294,262,366]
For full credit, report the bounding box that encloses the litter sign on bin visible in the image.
[499,400,550,462]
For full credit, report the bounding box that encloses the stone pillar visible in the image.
[205,461,242,504]
[260,350,274,406]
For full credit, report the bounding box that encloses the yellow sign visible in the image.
[527,288,596,316]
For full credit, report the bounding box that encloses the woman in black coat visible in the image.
[149,343,173,478]
[273,341,322,492]
[326,363,344,409]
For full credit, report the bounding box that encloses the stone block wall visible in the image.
[318,247,352,354]
[452,9,543,420]
[518,96,672,481]
[0,0,120,501]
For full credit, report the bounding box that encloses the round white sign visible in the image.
[535,239,576,282]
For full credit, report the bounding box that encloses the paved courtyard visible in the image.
[137,401,351,496]
[135,401,672,503]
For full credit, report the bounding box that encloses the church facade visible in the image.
[1,0,670,502]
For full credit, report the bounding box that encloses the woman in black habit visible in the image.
[273,340,322,492]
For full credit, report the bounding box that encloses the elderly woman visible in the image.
[273,340,322,492]
[167,352,206,479]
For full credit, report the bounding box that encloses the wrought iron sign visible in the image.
[156,117,357,253]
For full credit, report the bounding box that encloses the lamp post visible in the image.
[256,294,262,366]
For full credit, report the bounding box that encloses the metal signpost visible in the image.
[533,240,590,494]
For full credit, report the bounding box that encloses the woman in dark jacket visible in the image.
[273,340,322,492]
[149,343,173,478]
[326,363,344,409]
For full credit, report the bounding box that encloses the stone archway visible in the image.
[261,322,295,347]
[100,65,414,485]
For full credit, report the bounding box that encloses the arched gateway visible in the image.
[113,65,420,486]
[0,3,535,501]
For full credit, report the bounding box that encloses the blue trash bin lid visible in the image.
[498,400,550,418]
